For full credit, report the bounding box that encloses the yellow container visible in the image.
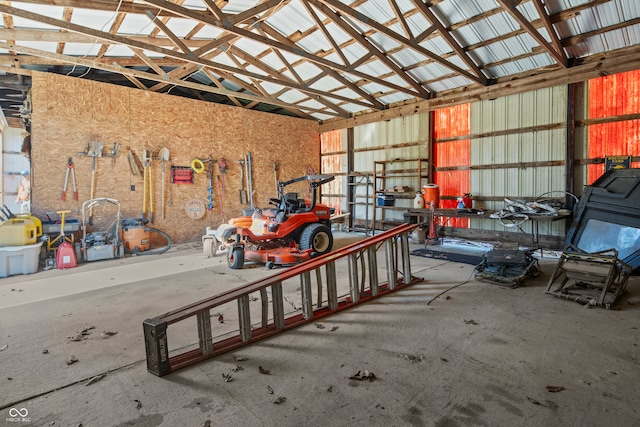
[14,214,43,237]
[0,218,38,246]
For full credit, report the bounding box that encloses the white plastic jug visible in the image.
[413,192,424,209]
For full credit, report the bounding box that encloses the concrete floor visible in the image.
[1,233,639,427]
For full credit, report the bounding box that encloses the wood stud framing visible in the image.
[0,0,638,125]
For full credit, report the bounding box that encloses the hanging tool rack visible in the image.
[171,166,194,184]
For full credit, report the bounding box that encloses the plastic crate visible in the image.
[0,241,42,278]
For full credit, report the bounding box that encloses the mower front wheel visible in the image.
[227,246,245,269]
[299,223,333,255]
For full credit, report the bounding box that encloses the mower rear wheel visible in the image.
[227,246,245,269]
[299,223,333,255]
[203,236,218,258]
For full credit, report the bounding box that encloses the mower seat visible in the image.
[283,192,307,213]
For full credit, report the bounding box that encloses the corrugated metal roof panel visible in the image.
[159,18,202,38]
[405,10,432,36]
[118,12,156,35]
[377,92,414,104]
[309,75,344,92]
[487,53,556,78]
[259,51,286,71]
[420,36,453,56]
[410,62,453,81]
[434,0,499,25]
[356,59,392,79]
[278,89,308,104]
[367,32,403,52]
[355,0,396,24]
[340,43,370,64]
[295,30,332,55]
[266,1,315,36]
[220,0,264,15]
[190,24,224,39]
[291,61,323,80]
[69,8,117,31]
[323,22,352,45]
[390,49,425,68]
[428,75,475,92]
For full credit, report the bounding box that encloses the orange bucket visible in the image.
[422,184,440,208]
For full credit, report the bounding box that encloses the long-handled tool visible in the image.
[78,141,104,225]
[246,152,254,209]
[142,148,154,223]
[158,147,170,219]
[127,147,143,179]
[62,157,78,201]
[273,161,279,194]
[237,159,247,204]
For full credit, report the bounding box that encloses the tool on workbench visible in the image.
[62,157,78,201]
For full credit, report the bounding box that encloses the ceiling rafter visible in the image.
[496,0,568,67]
[410,0,487,84]
[56,7,72,55]
[0,41,335,117]
[531,0,567,64]
[307,0,430,98]
[314,0,486,84]
[252,14,385,109]
[389,0,413,40]
[0,4,377,112]
[138,0,425,100]
[300,0,351,67]
[0,0,637,125]
[145,9,191,54]
[204,69,245,108]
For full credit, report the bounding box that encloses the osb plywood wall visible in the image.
[30,72,319,244]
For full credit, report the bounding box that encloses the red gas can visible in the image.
[56,241,77,269]
[462,193,473,209]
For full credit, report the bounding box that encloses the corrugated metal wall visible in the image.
[352,114,430,224]
[433,104,470,227]
[587,69,640,183]
[318,72,640,242]
[470,86,568,238]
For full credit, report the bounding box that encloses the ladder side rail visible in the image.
[156,224,416,325]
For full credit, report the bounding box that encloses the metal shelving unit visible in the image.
[372,158,429,233]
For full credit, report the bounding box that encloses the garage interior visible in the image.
[1,1,640,426]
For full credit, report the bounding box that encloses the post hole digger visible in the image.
[206,174,335,269]
[142,148,154,223]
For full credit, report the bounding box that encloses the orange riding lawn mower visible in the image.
[204,174,336,269]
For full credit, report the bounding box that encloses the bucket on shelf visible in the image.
[422,184,440,209]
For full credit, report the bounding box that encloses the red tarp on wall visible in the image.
[433,104,471,227]
[588,70,640,183]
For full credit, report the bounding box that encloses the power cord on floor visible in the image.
[426,265,477,305]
